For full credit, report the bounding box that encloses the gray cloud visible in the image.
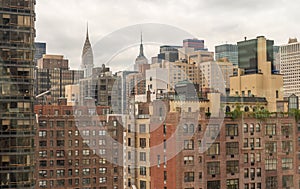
[36,0,300,71]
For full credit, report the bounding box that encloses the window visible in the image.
[282,175,293,188]
[39,131,47,138]
[140,152,146,161]
[140,166,146,176]
[39,170,47,178]
[257,168,261,177]
[99,158,106,165]
[256,153,261,162]
[82,168,90,175]
[183,156,194,165]
[282,141,293,153]
[226,161,239,174]
[139,124,146,133]
[225,124,238,136]
[183,124,188,133]
[99,139,106,145]
[207,181,220,189]
[250,168,255,178]
[83,150,90,156]
[39,141,47,147]
[140,138,146,148]
[163,124,167,135]
[244,168,249,178]
[249,124,254,133]
[140,180,146,189]
[99,177,107,184]
[57,140,64,147]
[266,176,278,189]
[255,123,261,132]
[265,142,277,153]
[282,158,293,170]
[226,142,239,155]
[265,124,276,135]
[184,140,194,150]
[255,138,261,147]
[184,172,194,182]
[56,169,65,177]
[281,124,292,136]
[207,162,220,175]
[243,123,248,133]
[99,167,107,174]
[244,153,248,163]
[206,124,220,138]
[128,151,131,160]
[128,138,131,146]
[56,150,64,157]
[266,158,277,171]
[207,143,220,155]
[243,138,248,148]
[39,150,47,158]
[226,179,239,189]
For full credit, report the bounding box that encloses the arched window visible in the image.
[244,106,249,112]
[226,106,231,112]
[256,124,261,132]
[183,124,188,133]
[189,124,195,133]
[243,124,248,133]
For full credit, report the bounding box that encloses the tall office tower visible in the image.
[34,42,46,64]
[237,36,275,74]
[79,65,116,106]
[215,44,238,66]
[0,1,36,188]
[81,25,94,78]
[134,34,148,72]
[183,38,206,51]
[36,55,84,105]
[34,102,124,188]
[230,36,283,112]
[156,45,182,63]
[280,38,300,99]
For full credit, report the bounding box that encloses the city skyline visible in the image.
[35,0,300,71]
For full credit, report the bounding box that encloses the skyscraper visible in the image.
[134,33,148,72]
[36,55,84,105]
[81,25,94,78]
[280,38,300,98]
[237,36,275,74]
[183,38,206,51]
[215,44,238,66]
[34,42,46,64]
[0,1,36,188]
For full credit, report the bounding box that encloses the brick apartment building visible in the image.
[150,111,300,189]
[34,99,123,189]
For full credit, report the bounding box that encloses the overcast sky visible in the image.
[35,0,300,72]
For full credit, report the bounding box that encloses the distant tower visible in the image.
[81,24,94,77]
[134,32,148,71]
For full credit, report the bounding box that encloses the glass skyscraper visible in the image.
[215,44,238,66]
[0,1,36,188]
[237,37,274,74]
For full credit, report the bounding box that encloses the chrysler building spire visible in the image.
[81,23,94,77]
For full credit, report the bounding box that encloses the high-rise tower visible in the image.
[0,1,36,188]
[81,24,94,77]
[134,33,148,72]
